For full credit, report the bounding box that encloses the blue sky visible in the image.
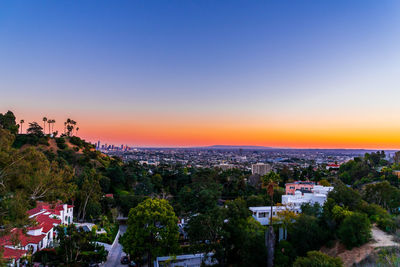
[1,1,400,147]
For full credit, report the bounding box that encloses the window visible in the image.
[258,212,268,218]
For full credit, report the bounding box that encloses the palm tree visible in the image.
[262,171,280,267]
[48,120,52,135]
[19,119,24,134]
[42,117,47,134]
[51,119,56,134]
[76,127,79,136]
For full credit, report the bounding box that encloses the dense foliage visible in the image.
[2,110,400,266]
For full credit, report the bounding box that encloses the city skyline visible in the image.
[2,1,400,149]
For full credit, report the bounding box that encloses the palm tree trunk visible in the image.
[266,196,275,267]
[266,226,275,267]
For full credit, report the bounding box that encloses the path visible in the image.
[104,225,127,267]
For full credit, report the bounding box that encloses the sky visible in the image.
[1,0,400,149]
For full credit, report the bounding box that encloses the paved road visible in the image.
[104,225,127,267]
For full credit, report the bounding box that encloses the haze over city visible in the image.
[1,1,400,148]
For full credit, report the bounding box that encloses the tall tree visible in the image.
[262,171,280,267]
[42,117,47,134]
[120,198,179,267]
[26,122,43,136]
[0,111,19,134]
[19,119,24,134]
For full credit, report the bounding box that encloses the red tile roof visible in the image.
[35,214,61,233]
[1,246,27,260]
[27,207,43,216]
[0,229,46,247]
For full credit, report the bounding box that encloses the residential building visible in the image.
[251,163,272,176]
[250,184,333,226]
[0,202,73,267]
[285,181,315,195]
[154,253,216,267]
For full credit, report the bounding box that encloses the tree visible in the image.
[288,214,328,256]
[319,179,331,186]
[0,111,19,134]
[76,169,102,221]
[120,198,179,266]
[65,118,77,136]
[19,119,24,134]
[55,224,107,264]
[186,206,225,255]
[42,117,47,134]
[27,122,43,136]
[394,151,400,164]
[337,212,371,249]
[328,182,362,211]
[293,251,343,267]
[262,171,280,267]
[50,119,56,134]
[221,198,268,266]
[363,181,400,213]
[8,147,75,201]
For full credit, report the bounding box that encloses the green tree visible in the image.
[120,198,179,266]
[0,111,19,135]
[42,117,47,134]
[186,206,225,255]
[288,214,328,256]
[293,251,343,267]
[337,212,371,249]
[26,122,44,136]
[363,181,400,213]
[19,119,24,134]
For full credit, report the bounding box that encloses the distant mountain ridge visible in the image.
[204,145,275,150]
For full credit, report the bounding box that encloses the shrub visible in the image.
[56,137,67,149]
[337,212,371,249]
[275,240,296,267]
[377,216,397,233]
[293,251,343,267]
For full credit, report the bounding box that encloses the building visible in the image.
[0,202,73,267]
[249,206,301,226]
[251,163,272,176]
[282,185,333,208]
[250,183,333,226]
[285,181,315,195]
[28,202,74,225]
[154,253,216,267]
[216,163,236,170]
[326,163,340,170]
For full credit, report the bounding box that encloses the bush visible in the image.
[293,251,343,267]
[69,136,84,147]
[275,240,296,267]
[337,212,371,249]
[288,215,328,256]
[377,216,397,233]
[56,137,67,149]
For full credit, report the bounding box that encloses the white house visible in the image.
[0,202,74,267]
[154,253,216,267]
[249,206,301,226]
[250,184,333,226]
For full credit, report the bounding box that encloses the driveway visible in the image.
[104,225,127,267]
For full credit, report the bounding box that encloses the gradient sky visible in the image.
[1,1,400,148]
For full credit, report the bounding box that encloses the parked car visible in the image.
[121,256,130,264]
[129,261,137,267]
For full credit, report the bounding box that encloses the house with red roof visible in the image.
[1,202,73,266]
